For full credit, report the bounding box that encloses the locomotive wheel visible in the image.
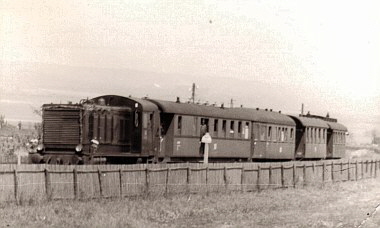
[43,156,52,164]
[49,156,60,164]
[61,157,71,165]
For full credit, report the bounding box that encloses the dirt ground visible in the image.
[1,178,380,228]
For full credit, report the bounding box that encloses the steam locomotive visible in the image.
[29,95,347,164]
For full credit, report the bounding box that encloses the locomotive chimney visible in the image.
[176,97,180,103]
[221,103,224,109]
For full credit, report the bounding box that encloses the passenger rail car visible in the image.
[29,95,347,164]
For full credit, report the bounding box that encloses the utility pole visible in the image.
[301,103,304,115]
[191,83,196,103]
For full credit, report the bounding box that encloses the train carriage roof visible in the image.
[289,116,329,128]
[91,95,158,112]
[326,122,348,131]
[149,99,295,126]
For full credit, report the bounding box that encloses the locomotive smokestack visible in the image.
[176,97,180,103]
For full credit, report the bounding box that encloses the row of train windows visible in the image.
[334,132,346,144]
[176,116,250,139]
[306,127,327,144]
[262,126,294,142]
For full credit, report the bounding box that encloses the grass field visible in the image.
[1,178,380,228]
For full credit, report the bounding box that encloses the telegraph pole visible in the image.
[191,83,196,103]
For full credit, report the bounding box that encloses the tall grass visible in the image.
[1,179,380,228]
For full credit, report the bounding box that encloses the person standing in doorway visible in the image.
[200,119,208,156]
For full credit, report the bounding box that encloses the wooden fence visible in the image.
[0,159,379,203]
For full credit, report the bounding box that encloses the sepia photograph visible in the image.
[1,0,379,227]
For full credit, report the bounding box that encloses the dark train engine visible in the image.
[29,95,160,164]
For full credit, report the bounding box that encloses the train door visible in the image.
[142,112,152,154]
[251,122,259,160]
[326,129,333,158]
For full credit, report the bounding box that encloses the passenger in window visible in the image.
[199,119,208,156]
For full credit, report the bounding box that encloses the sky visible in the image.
[1,0,379,143]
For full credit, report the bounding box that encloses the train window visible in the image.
[260,125,266,141]
[318,129,321,143]
[284,128,288,141]
[213,119,218,137]
[192,117,198,136]
[238,121,242,134]
[244,122,249,139]
[268,126,272,139]
[143,113,148,128]
[277,127,281,141]
[222,120,227,136]
[281,128,285,142]
[230,121,235,137]
[322,129,324,142]
[177,116,182,135]
[290,128,294,140]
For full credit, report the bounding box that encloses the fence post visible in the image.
[375,161,377,178]
[361,161,364,179]
[356,161,358,181]
[331,162,334,183]
[165,168,170,196]
[206,167,210,194]
[370,160,373,178]
[145,168,150,196]
[98,169,103,198]
[241,166,245,193]
[14,169,18,203]
[293,163,296,188]
[73,168,78,200]
[119,169,123,198]
[322,163,326,186]
[303,164,306,187]
[44,168,52,201]
[269,165,272,189]
[257,165,261,191]
[187,167,191,194]
[223,166,228,192]
[281,164,284,188]
[347,161,351,181]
